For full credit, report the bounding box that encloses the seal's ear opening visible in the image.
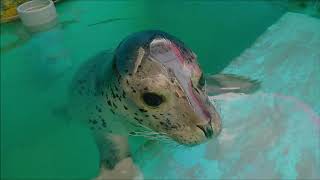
[132,47,145,75]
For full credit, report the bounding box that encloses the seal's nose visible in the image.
[196,122,213,138]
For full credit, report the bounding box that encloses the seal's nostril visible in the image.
[196,123,213,138]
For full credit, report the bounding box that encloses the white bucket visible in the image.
[17,0,57,32]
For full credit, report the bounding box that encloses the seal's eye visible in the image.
[198,73,205,89]
[142,92,164,107]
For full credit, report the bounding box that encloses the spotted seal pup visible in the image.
[69,30,259,179]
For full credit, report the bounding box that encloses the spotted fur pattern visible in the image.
[70,31,221,147]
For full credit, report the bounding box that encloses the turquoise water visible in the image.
[1,1,319,179]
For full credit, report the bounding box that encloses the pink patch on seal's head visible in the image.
[149,38,213,123]
[169,41,202,80]
[169,42,185,64]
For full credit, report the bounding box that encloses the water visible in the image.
[1,0,319,179]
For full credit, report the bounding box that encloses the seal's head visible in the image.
[111,30,221,146]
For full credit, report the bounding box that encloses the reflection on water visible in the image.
[1,0,319,179]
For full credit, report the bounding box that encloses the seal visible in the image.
[69,30,259,179]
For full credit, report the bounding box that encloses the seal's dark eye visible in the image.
[198,73,205,89]
[142,92,163,107]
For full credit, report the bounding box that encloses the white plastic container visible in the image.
[17,0,57,32]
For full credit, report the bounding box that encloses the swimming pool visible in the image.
[1,1,319,179]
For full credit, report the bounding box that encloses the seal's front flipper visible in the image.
[205,74,260,96]
[94,133,143,180]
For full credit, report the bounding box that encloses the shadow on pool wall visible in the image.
[1,1,290,179]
